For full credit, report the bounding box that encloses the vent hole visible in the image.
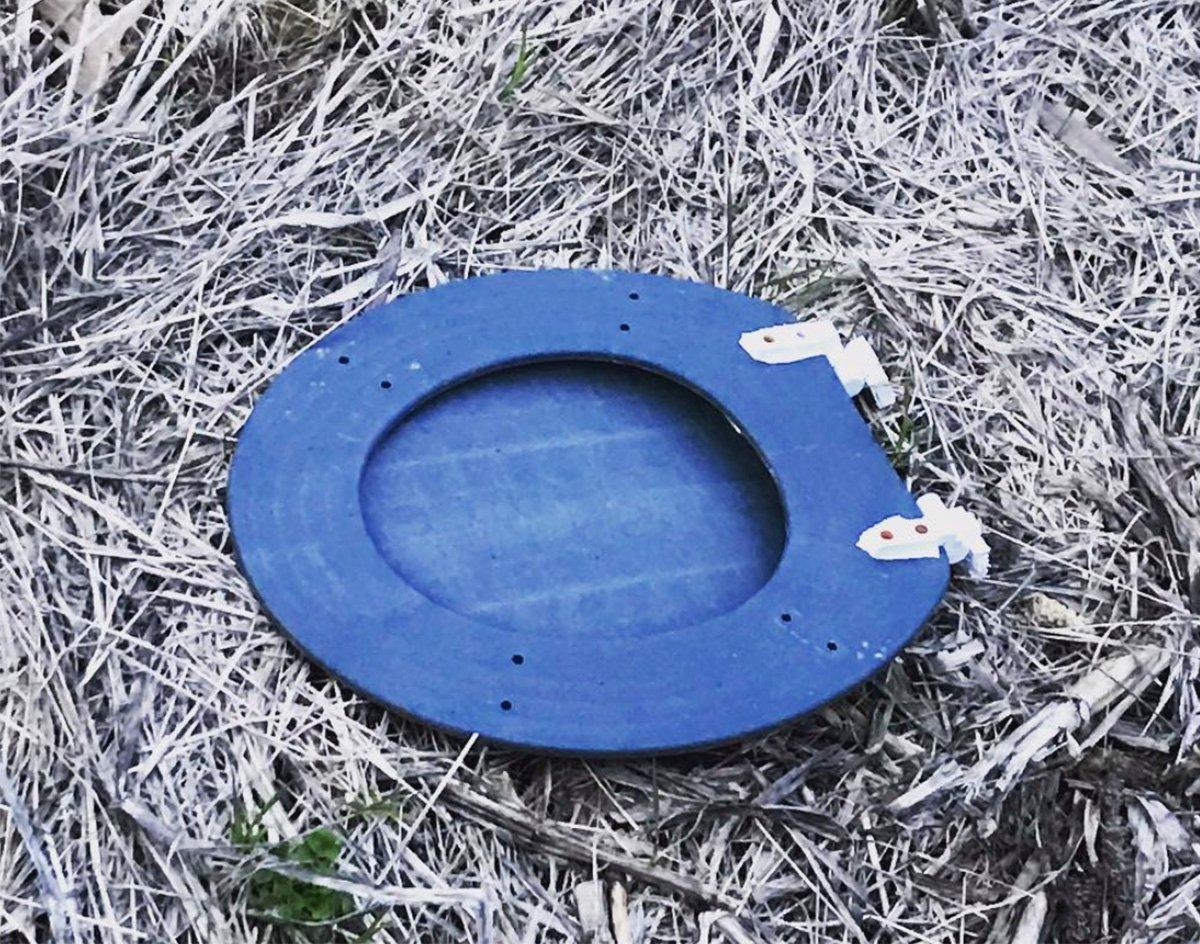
[780,613,792,623]
[500,700,513,711]
[826,641,838,652]
[338,355,350,364]
[381,380,392,389]
[628,292,639,300]
[619,323,630,332]
[511,654,524,665]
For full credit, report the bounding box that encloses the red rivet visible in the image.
[880,530,894,540]
[915,524,928,534]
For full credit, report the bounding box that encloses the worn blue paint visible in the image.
[228,270,948,754]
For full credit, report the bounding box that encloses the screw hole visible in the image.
[500,700,513,711]
[338,355,350,364]
[511,654,524,665]
[763,335,774,343]
[780,613,792,623]
[628,292,639,300]
[619,323,630,332]
[826,641,838,652]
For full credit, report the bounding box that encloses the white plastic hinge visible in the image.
[738,321,896,406]
[856,495,990,577]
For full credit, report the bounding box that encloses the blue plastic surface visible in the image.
[228,270,948,754]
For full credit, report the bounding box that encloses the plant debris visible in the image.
[2,1,1198,942]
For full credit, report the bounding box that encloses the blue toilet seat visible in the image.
[228,270,947,754]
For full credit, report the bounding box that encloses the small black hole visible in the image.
[338,355,350,364]
[628,292,639,300]
[619,323,630,332]
[500,700,513,711]
[381,380,392,389]
[826,641,838,651]
[780,613,792,623]
[511,654,524,665]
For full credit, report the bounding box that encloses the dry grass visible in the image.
[2,1,1199,941]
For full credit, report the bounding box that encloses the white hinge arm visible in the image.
[963,534,990,577]
[831,337,897,407]
[857,495,989,576]
[739,320,896,406]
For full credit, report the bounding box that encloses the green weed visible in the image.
[231,800,366,939]
[344,790,407,822]
[230,795,276,849]
[882,388,924,474]
[763,266,839,309]
[247,828,355,927]
[499,29,536,102]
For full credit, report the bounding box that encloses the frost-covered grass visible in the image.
[2,1,1198,942]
